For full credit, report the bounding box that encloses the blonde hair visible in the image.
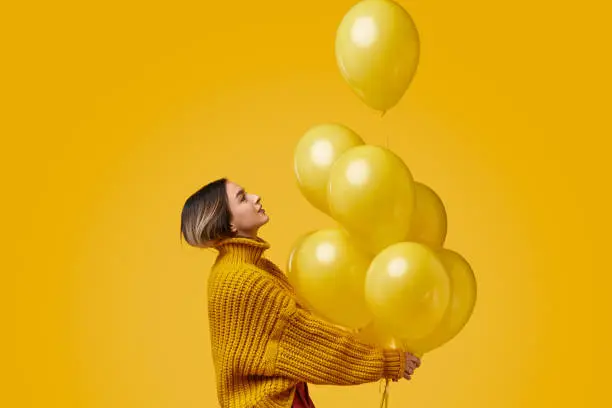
[180,178,234,248]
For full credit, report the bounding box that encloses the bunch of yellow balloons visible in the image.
[289,0,477,358]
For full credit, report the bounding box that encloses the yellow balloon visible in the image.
[294,124,364,214]
[287,228,374,329]
[355,320,425,359]
[365,242,450,341]
[328,145,415,255]
[407,182,448,247]
[335,0,420,113]
[286,231,317,311]
[404,249,477,354]
[356,320,399,350]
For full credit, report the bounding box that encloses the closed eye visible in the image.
[235,189,248,203]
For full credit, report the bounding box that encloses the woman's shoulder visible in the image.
[257,257,284,273]
[208,261,276,292]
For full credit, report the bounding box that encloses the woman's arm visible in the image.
[233,267,406,385]
[270,303,405,385]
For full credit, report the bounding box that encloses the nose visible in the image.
[249,193,261,204]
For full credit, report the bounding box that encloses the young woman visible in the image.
[180,178,421,408]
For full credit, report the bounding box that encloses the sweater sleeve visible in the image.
[237,267,406,385]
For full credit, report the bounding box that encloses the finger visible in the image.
[406,354,420,364]
[407,354,421,368]
[403,368,414,381]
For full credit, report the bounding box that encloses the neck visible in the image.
[214,236,270,265]
[235,231,258,239]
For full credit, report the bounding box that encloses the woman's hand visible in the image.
[403,353,421,380]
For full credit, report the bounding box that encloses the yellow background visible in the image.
[3,0,609,407]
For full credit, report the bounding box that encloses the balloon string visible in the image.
[378,378,390,408]
[379,110,389,149]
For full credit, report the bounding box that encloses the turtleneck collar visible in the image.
[214,236,271,265]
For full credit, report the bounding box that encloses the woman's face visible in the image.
[225,180,269,237]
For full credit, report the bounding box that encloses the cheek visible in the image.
[232,205,256,226]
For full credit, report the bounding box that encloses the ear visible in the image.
[230,223,237,233]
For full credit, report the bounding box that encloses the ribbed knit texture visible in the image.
[207,237,406,408]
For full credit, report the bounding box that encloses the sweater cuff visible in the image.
[382,349,405,381]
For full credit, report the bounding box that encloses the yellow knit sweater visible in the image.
[207,237,406,408]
